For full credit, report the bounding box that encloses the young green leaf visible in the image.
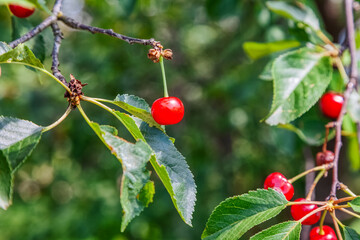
[342,226,360,239]
[88,122,154,231]
[0,116,43,172]
[111,94,163,130]
[250,221,301,240]
[266,1,320,31]
[139,121,197,226]
[265,48,332,125]
[243,40,300,60]
[349,197,360,213]
[201,189,288,240]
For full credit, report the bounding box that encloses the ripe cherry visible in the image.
[310,225,337,240]
[264,172,294,201]
[151,97,184,125]
[9,4,35,18]
[319,92,344,119]
[316,150,335,166]
[291,198,321,225]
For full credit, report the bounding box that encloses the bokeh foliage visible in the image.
[0,0,360,239]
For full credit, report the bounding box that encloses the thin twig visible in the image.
[330,0,359,198]
[9,15,57,48]
[330,211,344,240]
[51,23,67,85]
[58,16,157,46]
[42,105,72,132]
[339,207,360,218]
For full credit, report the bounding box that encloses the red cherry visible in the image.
[310,225,337,240]
[264,172,294,201]
[319,92,344,119]
[151,97,184,125]
[291,198,321,225]
[9,4,35,18]
[316,150,335,166]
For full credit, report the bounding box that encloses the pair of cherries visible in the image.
[8,4,35,18]
[264,172,337,239]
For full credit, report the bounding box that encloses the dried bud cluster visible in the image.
[64,74,87,108]
[147,42,173,62]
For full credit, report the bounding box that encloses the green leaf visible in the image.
[97,99,197,227]
[349,198,360,213]
[265,48,332,125]
[250,221,301,240]
[0,156,13,210]
[260,59,275,81]
[266,1,320,31]
[88,122,154,231]
[243,40,300,60]
[138,121,197,226]
[0,116,43,172]
[112,94,162,130]
[0,43,43,69]
[0,117,43,210]
[202,189,288,240]
[342,226,360,240]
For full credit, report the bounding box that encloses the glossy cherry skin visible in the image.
[9,4,35,18]
[291,198,321,225]
[264,172,294,201]
[316,150,335,166]
[310,225,337,240]
[151,97,184,125]
[319,92,344,119]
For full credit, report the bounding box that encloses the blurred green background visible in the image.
[0,0,360,239]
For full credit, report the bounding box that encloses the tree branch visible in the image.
[51,23,67,85]
[52,0,63,14]
[9,15,57,48]
[330,0,358,197]
[58,16,158,46]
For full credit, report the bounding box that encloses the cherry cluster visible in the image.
[264,171,337,239]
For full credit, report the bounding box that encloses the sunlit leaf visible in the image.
[243,40,300,60]
[250,221,301,240]
[202,189,288,240]
[265,48,332,125]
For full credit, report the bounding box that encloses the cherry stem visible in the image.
[159,56,169,97]
[339,183,357,197]
[306,169,326,201]
[333,196,357,204]
[297,205,327,224]
[330,211,344,240]
[288,164,332,184]
[338,208,360,219]
[334,57,349,83]
[319,210,327,235]
[316,30,338,51]
[322,126,330,152]
[287,201,327,206]
[42,105,72,132]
